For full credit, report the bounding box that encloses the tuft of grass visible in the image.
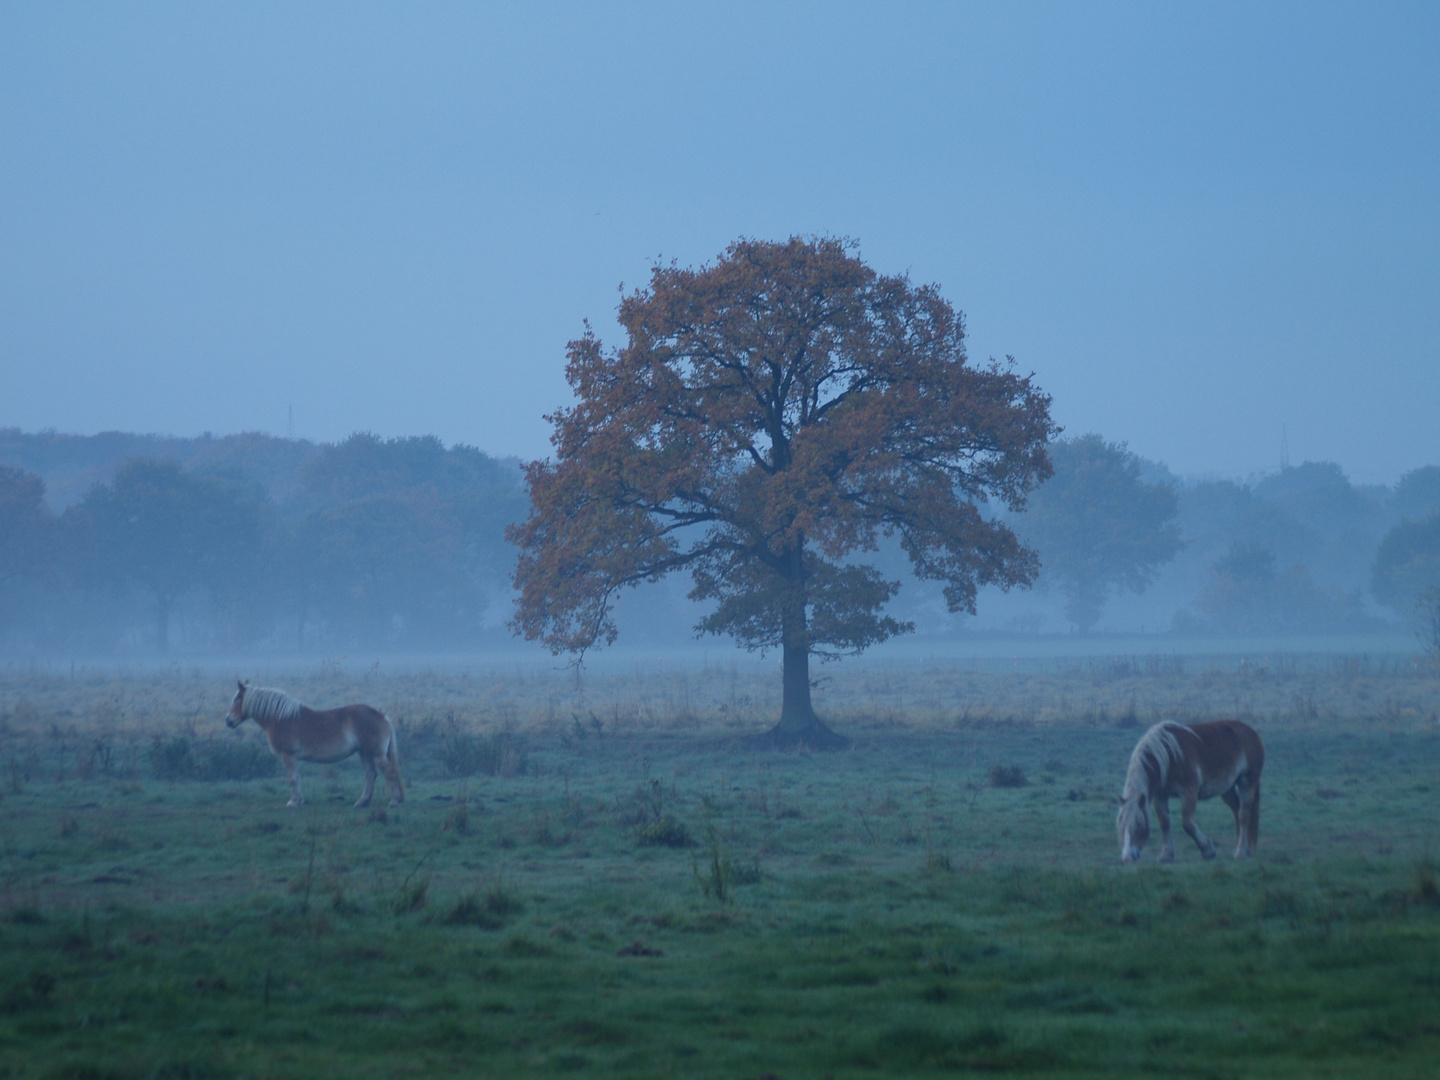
[636,816,691,848]
[444,882,523,929]
[438,724,528,779]
[1411,861,1440,907]
[989,764,1028,788]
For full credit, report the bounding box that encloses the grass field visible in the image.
[0,655,1437,1078]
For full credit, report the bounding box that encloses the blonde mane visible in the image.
[243,686,302,724]
[1122,721,1190,798]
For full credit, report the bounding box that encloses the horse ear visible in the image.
[237,679,245,691]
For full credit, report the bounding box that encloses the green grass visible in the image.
[0,663,1438,1077]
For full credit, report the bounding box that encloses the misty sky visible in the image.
[2,3,1436,485]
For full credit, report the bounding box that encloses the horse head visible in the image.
[1116,792,1149,863]
[226,680,249,728]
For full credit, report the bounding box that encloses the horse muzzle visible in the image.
[1121,846,1143,864]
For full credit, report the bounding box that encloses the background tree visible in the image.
[1019,434,1183,632]
[278,434,526,647]
[0,466,52,588]
[510,237,1056,746]
[76,459,264,651]
[1390,466,1440,523]
[1371,512,1440,618]
[0,467,56,647]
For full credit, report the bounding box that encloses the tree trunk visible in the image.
[760,564,848,749]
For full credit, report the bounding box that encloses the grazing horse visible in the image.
[1116,720,1263,864]
[225,681,405,809]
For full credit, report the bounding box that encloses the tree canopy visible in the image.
[74,459,265,651]
[510,237,1056,745]
[1371,512,1440,616]
[0,466,52,588]
[1018,434,1183,632]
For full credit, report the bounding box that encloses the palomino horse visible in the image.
[225,681,405,809]
[1116,720,1263,863]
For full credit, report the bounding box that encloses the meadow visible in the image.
[0,651,1437,1078]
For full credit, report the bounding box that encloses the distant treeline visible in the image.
[0,429,527,653]
[2,428,1439,654]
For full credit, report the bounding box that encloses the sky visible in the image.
[1,2,1436,485]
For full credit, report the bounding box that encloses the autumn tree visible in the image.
[1019,434,1183,632]
[509,238,1056,747]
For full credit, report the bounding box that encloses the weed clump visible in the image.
[625,777,691,847]
[1,971,55,1013]
[989,764,1028,788]
[636,816,691,848]
[1411,861,1440,907]
[439,727,528,779]
[147,735,277,781]
[445,883,523,929]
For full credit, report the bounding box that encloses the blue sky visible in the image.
[2,2,1436,484]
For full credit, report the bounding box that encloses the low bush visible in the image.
[148,736,278,781]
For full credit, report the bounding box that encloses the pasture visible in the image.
[0,652,1437,1078]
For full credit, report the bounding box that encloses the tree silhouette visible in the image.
[1372,512,1440,616]
[510,238,1056,746]
[1020,435,1182,632]
[0,466,52,588]
[76,459,263,651]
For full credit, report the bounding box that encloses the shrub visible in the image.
[148,736,196,780]
[196,738,278,781]
[148,735,278,782]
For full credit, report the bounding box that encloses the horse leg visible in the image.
[1231,775,1259,858]
[379,753,405,807]
[355,755,377,808]
[1155,798,1176,862]
[283,754,304,807]
[1180,789,1216,859]
[1221,789,1243,855]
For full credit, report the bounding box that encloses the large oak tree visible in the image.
[510,238,1056,746]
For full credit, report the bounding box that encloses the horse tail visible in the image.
[385,714,401,768]
[1248,781,1261,850]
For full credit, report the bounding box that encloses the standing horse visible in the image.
[225,681,405,809]
[1116,720,1263,863]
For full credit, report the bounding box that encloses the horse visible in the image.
[225,681,405,809]
[1115,719,1263,864]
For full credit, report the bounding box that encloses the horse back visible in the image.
[289,704,393,759]
[1187,720,1264,781]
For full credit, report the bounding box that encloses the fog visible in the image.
[1,427,1435,662]
[3,6,1438,664]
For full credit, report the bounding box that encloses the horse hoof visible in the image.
[1158,852,1174,864]
[1201,848,1217,860]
